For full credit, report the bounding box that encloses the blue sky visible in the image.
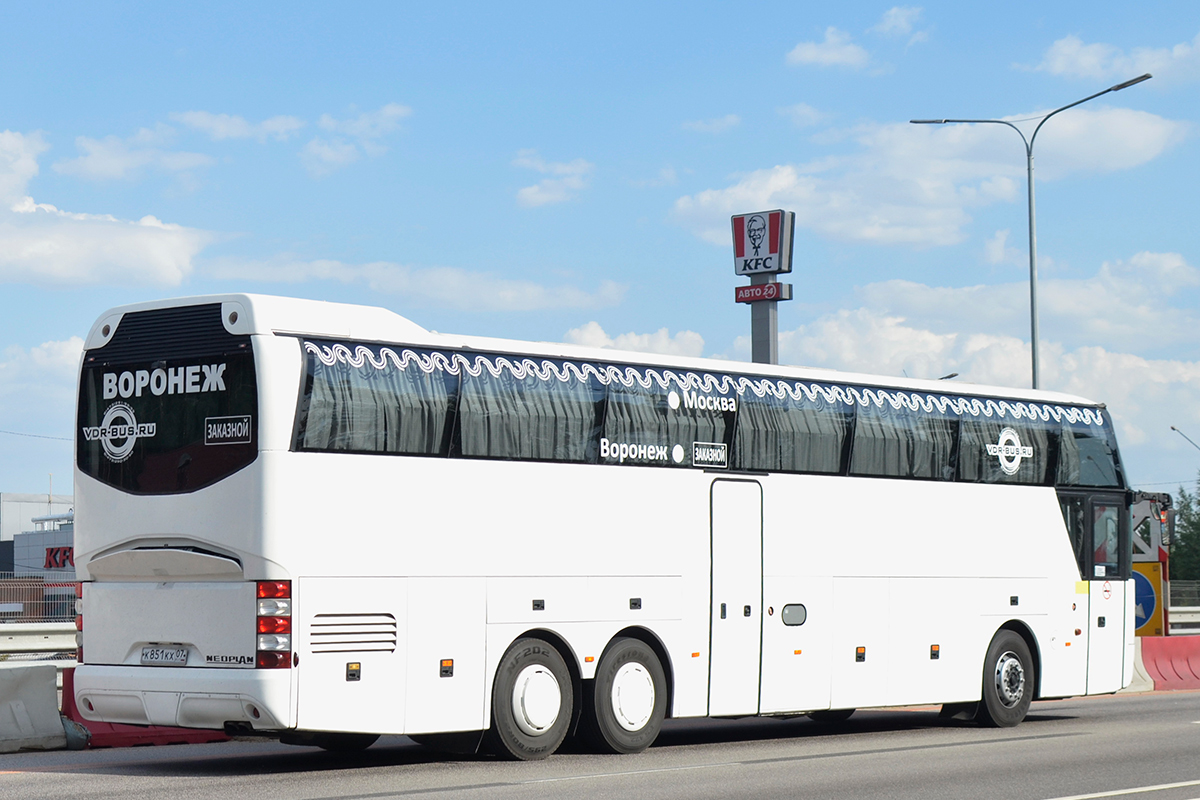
[1,2,1198,494]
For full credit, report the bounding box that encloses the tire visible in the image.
[977,629,1034,728]
[807,708,855,724]
[583,637,668,754]
[487,637,574,760]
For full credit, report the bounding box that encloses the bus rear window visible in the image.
[76,304,258,495]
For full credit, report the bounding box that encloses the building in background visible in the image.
[1,510,75,622]
[0,492,73,572]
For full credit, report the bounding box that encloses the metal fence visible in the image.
[1170,580,1200,608]
[0,573,76,623]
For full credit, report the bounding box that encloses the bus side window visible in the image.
[849,400,957,481]
[1059,497,1087,580]
[733,386,849,474]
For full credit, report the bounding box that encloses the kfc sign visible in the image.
[44,547,74,570]
[732,210,795,276]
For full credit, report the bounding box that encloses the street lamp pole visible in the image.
[911,73,1151,390]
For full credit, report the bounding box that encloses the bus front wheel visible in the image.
[487,637,574,760]
[977,630,1033,728]
[584,637,667,754]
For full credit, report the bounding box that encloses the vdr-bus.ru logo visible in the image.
[81,402,157,463]
[987,427,1033,475]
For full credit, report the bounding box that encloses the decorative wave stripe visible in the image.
[304,341,1105,426]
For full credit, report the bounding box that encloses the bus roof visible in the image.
[84,292,1104,410]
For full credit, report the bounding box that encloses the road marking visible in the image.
[522,761,733,784]
[1041,778,1200,800]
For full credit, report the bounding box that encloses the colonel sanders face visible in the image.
[747,215,766,255]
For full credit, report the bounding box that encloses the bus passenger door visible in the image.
[709,479,763,717]
[1086,495,1129,694]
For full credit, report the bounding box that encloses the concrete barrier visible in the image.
[0,664,67,752]
[1119,638,1156,693]
[1140,635,1200,691]
[61,669,228,748]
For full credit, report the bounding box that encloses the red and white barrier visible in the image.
[1139,635,1200,691]
[61,669,229,748]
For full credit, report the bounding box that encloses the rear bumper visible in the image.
[73,665,292,731]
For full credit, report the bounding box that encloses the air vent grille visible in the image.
[309,613,398,654]
[89,303,250,364]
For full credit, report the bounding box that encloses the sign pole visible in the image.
[731,209,794,367]
[749,274,777,365]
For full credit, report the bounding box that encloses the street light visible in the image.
[911,73,1152,390]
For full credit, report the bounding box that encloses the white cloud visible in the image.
[870,7,922,37]
[203,256,625,312]
[302,103,411,175]
[564,321,705,357]
[985,228,1021,265]
[0,131,49,205]
[1,199,211,285]
[318,103,411,140]
[514,149,594,207]
[786,28,870,69]
[52,125,214,181]
[170,111,305,142]
[853,251,1200,355]
[0,337,83,386]
[779,103,827,128]
[682,114,741,134]
[0,337,84,441]
[752,304,1200,486]
[674,108,1184,247]
[1036,32,1200,83]
[0,130,212,286]
[630,166,678,189]
[301,138,360,175]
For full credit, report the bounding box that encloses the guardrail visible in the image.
[1170,606,1200,635]
[0,622,77,675]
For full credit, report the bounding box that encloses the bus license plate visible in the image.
[141,646,189,666]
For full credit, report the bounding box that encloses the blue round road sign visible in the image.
[1133,569,1156,624]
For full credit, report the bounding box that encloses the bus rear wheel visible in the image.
[487,637,573,760]
[977,630,1033,728]
[583,637,667,754]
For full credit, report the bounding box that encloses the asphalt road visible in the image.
[4,691,1200,800]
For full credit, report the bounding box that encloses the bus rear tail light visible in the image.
[255,580,291,669]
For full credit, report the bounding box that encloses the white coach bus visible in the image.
[72,294,1133,758]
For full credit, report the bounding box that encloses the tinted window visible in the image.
[457,357,603,462]
[601,368,729,467]
[296,343,455,456]
[959,417,1056,485]
[849,393,957,480]
[734,383,850,473]
[77,304,258,495]
[1058,412,1123,488]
